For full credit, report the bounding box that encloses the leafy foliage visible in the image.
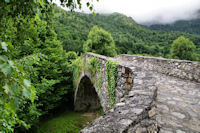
[86,57,100,76]
[0,1,80,132]
[59,0,98,10]
[0,42,36,132]
[83,26,117,57]
[106,60,118,108]
[12,16,78,129]
[170,36,196,61]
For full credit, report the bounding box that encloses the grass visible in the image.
[36,111,102,133]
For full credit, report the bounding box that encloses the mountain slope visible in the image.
[148,18,200,35]
[52,7,200,58]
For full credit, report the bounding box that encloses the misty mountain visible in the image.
[148,18,200,35]
[52,7,200,58]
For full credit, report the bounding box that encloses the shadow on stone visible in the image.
[74,76,101,112]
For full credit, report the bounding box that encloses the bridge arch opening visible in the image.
[74,76,101,112]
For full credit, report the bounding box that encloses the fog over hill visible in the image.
[147,18,200,35]
[53,0,200,25]
[139,9,200,25]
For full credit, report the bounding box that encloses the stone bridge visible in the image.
[74,53,200,133]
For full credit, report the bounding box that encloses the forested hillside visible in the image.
[148,18,200,35]
[53,7,200,59]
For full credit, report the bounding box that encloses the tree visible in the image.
[170,36,196,60]
[0,0,93,132]
[83,26,117,57]
[15,16,79,130]
[0,42,36,132]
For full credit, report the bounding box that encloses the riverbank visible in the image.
[36,110,103,133]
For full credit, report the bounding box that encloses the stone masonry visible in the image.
[74,53,134,112]
[74,53,200,133]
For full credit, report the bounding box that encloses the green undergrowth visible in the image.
[36,111,94,133]
[106,60,118,108]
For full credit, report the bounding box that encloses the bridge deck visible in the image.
[80,53,200,133]
[81,65,158,132]
[155,73,200,132]
[124,60,200,132]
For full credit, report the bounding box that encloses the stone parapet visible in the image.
[115,54,200,83]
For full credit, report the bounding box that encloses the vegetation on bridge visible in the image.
[72,56,118,108]
[86,57,103,91]
[106,60,118,108]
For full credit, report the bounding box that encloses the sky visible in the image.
[53,0,200,25]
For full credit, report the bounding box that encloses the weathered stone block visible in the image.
[176,130,186,133]
[136,127,147,133]
[148,107,156,117]
[171,112,185,119]
[160,129,173,133]
[125,83,131,91]
[116,102,125,107]
[119,119,133,126]
[118,72,122,76]
[129,73,133,78]
[127,77,133,83]
[131,108,143,114]
[122,67,125,73]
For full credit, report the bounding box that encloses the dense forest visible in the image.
[0,1,200,133]
[148,18,200,35]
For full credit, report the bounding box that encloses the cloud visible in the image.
[53,0,200,24]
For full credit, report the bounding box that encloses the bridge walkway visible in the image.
[123,60,200,133]
[81,63,158,132]
[80,54,200,133]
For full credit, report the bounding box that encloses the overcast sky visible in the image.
[54,0,200,25]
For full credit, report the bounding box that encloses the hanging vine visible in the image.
[72,57,84,88]
[86,57,103,91]
[106,60,118,108]
[97,68,103,91]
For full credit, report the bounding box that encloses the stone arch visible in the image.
[74,70,101,111]
[74,53,135,112]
